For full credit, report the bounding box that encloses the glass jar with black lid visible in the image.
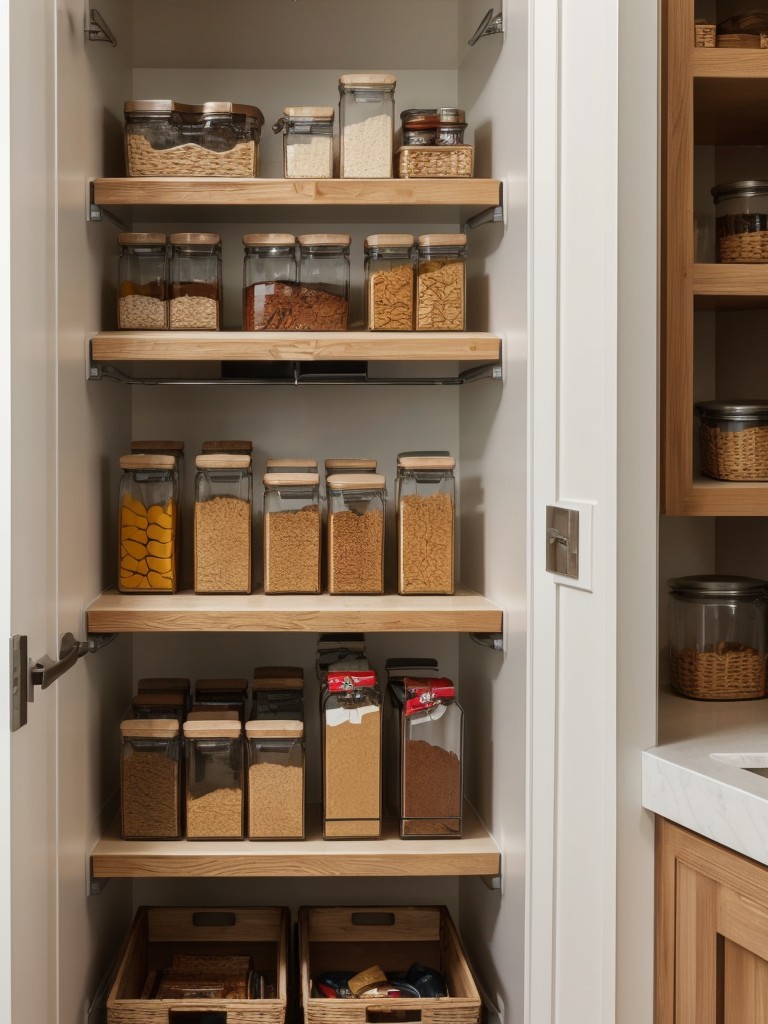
[712,181,768,263]
[696,401,768,481]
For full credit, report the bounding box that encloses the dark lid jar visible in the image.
[711,181,768,263]
[696,400,768,481]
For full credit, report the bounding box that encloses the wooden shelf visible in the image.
[694,75,768,144]
[86,587,503,634]
[91,804,500,880]
[693,264,768,309]
[692,49,768,79]
[677,476,768,517]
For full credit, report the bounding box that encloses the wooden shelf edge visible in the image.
[694,263,768,299]
[692,49,768,78]
[664,478,768,516]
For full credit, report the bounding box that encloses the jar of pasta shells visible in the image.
[396,455,455,594]
[364,234,415,330]
[416,234,467,330]
[169,233,222,330]
[263,473,322,594]
[118,455,177,592]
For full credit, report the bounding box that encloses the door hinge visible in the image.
[10,635,28,732]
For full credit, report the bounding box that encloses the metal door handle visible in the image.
[30,633,89,691]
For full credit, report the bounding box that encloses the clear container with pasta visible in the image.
[416,234,467,330]
[364,234,415,330]
[396,455,455,594]
[118,454,177,592]
[263,473,322,594]
[326,474,386,595]
[246,720,305,839]
[183,720,244,839]
[194,454,252,594]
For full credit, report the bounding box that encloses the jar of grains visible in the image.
[183,720,244,839]
[668,575,768,701]
[131,692,186,724]
[195,679,249,722]
[326,474,386,595]
[118,454,178,592]
[389,677,463,838]
[117,233,168,330]
[322,669,382,838]
[169,233,222,330]
[137,677,192,713]
[120,719,181,840]
[416,234,467,331]
[246,720,305,840]
[194,454,252,594]
[272,106,334,179]
[338,74,395,178]
[364,234,415,331]
[296,234,351,330]
[265,457,318,475]
[263,473,322,594]
[202,440,253,456]
[252,666,305,721]
[242,233,297,331]
[712,181,768,263]
[396,454,455,594]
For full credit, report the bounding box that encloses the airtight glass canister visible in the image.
[668,575,768,701]
[273,106,334,179]
[194,454,252,594]
[252,667,305,721]
[263,473,322,594]
[118,455,177,592]
[338,74,395,178]
[183,720,244,839]
[246,720,305,839]
[242,233,297,330]
[296,234,350,330]
[117,233,168,329]
[712,181,768,263]
[327,474,386,595]
[169,233,222,330]
[416,234,467,330]
[120,720,181,840]
[364,234,415,330]
[397,455,455,595]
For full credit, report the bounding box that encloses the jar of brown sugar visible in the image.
[416,234,467,331]
[120,719,181,839]
[118,454,178,592]
[169,233,222,330]
[327,474,386,595]
[246,720,305,840]
[263,473,322,594]
[364,235,415,330]
[194,454,252,594]
[183,720,244,839]
[396,455,455,594]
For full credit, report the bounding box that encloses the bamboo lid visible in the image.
[339,73,396,87]
[253,666,304,690]
[243,233,296,246]
[263,472,320,487]
[202,440,253,454]
[131,441,185,456]
[120,454,175,471]
[265,458,318,469]
[195,454,252,470]
[196,678,249,693]
[397,456,455,471]
[169,232,221,245]
[364,234,414,248]
[183,720,242,739]
[132,693,185,708]
[327,473,386,491]
[297,234,351,247]
[137,677,191,693]
[418,234,467,247]
[246,720,303,738]
[325,459,377,472]
[118,233,166,245]
[282,106,334,119]
[121,719,180,738]
[186,709,241,722]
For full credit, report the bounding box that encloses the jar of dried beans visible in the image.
[169,233,222,330]
[396,455,455,594]
[263,473,322,594]
[327,474,386,595]
[273,106,334,179]
[195,679,249,722]
[246,720,305,839]
[118,454,178,592]
[339,74,395,178]
[194,454,252,594]
[117,233,168,329]
[131,692,186,724]
[389,677,463,838]
[296,234,350,330]
[364,234,415,330]
[183,720,244,839]
[416,234,467,331]
[120,719,181,839]
[242,233,297,331]
[252,667,305,721]
[322,669,382,838]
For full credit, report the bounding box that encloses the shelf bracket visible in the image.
[470,632,504,652]
[468,8,504,46]
[464,204,504,232]
[87,8,117,47]
[88,183,129,231]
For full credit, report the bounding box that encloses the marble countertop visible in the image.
[643,688,768,866]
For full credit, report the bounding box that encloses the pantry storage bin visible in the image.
[183,720,244,838]
[696,400,768,481]
[124,99,264,177]
[263,473,322,594]
[194,453,252,594]
[118,455,178,593]
[397,145,474,179]
[169,233,222,330]
[195,678,249,721]
[117,233,168,329]
[272,106,334,178]
[299,905,481,1024]
[397,454,455,594]
[131,692,186,724]
[252,667,304,720]
[416,234,467,330]
[326,474,386,595]
[120,720,181,840]
[364,234,415,330]
[106,905,288,1023]
[668,575,768,700]
[338,74,395,178]
[297,234,350,330]
[242,234,298,330]
[246,720,305,839]
[712,181,768,262]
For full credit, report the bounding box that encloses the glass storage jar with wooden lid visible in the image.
[131,692,186,724]
[137,677,192,712]
[272,106,334,179]
[120,719,181,840]
[326,473,386,595]
[117,233,168,330]
[338,74,396,178]
[364,235,415,331]
[246,720,305,840]
[118,454,178,593]
[131,441,185,570]
[396,455,455,595]
[194,453,252,594]
[169,233,222,330]
[416,234,467,331]
[252,667,305,721]
[324,459,377,491]
[242,233,297,331]
[195,679,250,722]
[712,181,768,263]
[296,234,350,330]
[183,720,244,839]
[263,473,322,594]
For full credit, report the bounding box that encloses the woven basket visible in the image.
[670,644,767,700]
[695,23,716,46]
[718,230,768,262]
[700,422,768,480]
[397,146,474,179]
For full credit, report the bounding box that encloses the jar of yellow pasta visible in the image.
[118,454,178,592]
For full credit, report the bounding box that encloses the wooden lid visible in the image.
[418,234,467,247]
[297,234,351,247]
[117,232,166,245]
[282,106,334,119]
[196,678,249,693]
[263,472,320,487]
[326,473,386,491]
[339,73,396,87]
[169,232,221,245]
[121,719,180,738]
[246,720,304,738]
[253,666,304,690]
[243,233,296,246]
[186,709,241,722]
[132,693,185,708]
[195,454,252,470]
[325,459,377,472]
[265,458,317,469]
[131,441,185,456]
[137,677,191,693]
[364,234,414,248]
[183,720,242,739]
[202,440,253,454]
[397,456,455,471]
[125,100,263,124]
[120,454,175,471]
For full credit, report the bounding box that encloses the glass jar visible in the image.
[322,669,382,838]
[183,721,244,839]
[324,460,376,492]
[400,108,467,147]
[364,234,415,331]
[272,106,334,179]
[117,233,168,329]
[338,74,395,178]
[263,473,322,594]
[246,720,305,839]
[389,678,463,838]
[695,401,768,481]
[131,441,185,572]
[296,234,350,330]
[327,474,386,595]
[265,458,317,475]
[120,720,181,839]
[118,455,178,592]
[137,677,192,712]
[712,181,768,263]
[169,233,222,330]
[316,634,368,685]
[131,692,186,724]
[194,454,252,594]
[195,678,249,722]
[252,667,304,720]
[396,455,455,595]
[668,575,768,700]
[416,234,467,330]
[242,233,297,331]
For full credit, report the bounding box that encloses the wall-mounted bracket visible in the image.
[463,204,504,232]
[87,8,117,47]
[481,872,502,891]
[468,8,504,46]
[470,632,504,652]
[88,184,129,231]
[88,869,110,897]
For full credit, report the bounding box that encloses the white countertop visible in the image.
[643,687,768,866]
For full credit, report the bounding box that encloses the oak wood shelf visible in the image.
[692,49,768,78]
[693,264,768,309]
[91,804,500,879]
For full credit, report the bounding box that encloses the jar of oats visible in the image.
[120,719,181,840]
[246,720,305,840]
[364,235,415,331]
[263,473,322,594]
[183,720,244,839]
[416,234,467,331]
[327,474,386,595]
[169,233,222,330]
[118,455,178,592]
[273,106,334,179]
[242,233,297,330]
[296,234,351,330]
[396,455,455,595]
[194,454,252,594]
[117,233,168,330]
[338,74,395,178]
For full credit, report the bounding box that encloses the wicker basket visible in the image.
[107,906,289,1024]
[695,23,716,46]
[718,229,768,263]
[299,906,481,1024]
[700,422,768,480]
[397,146,474,179]
[670,644,767,700]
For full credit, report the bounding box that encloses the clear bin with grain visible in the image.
[263,472,322,594]
[169,233,222,330]
[396,454,455,594]
[242,233,298,330]
[120,720,181,840]
[246,720,305,839]
[194,453,252,594]
[668,575,768,700]
[295,234,350,330]
[183,720,244,839]
[252,666,304,721]
[338,74,395,178]
[272,106,334,179]
[364,234,415,330]
[195,678,249,722]
[131,692,186,724]
[327,474,386,595]
[118,454,178,593]
[117,233,168,329]
[712,181,768,263]
[416,234,467,330]
[696,400,768,481]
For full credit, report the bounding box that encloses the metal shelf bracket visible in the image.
[87,8,117,47]
[88,183,129,231]
[470,632,504,652]
[468,8,504,46]
[464,203,504,232]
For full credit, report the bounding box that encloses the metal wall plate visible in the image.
[546,505,579,579]
[10,634,28,731]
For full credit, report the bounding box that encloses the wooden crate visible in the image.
[299,906,481,1024]
[107,906,288,1024]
